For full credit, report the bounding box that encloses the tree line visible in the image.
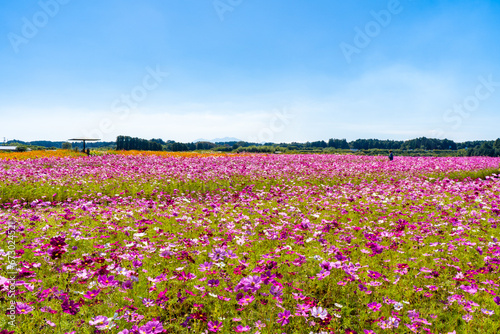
[5,140,115,149]
[116,136,162,151]
[4,136,500,157]
[122,136,500,157]
[466,139,500,157]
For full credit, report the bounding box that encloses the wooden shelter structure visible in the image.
[67,138,100,151]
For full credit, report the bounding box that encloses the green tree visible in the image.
[494,138,500,149]
[16,146,28,152]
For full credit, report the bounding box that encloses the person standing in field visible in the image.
[388,150,394,161]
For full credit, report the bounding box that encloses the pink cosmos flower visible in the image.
[40,306,57,314]
[97,274,118,287]
[45,319,56,327]
[139,320,163,334]
[254,320,266,329]
[316,269,330,280]
[237,295,255,306]
[319,260,333,271]
[89,316,110,330]
[199,262,213,272]
[83,289,100,299]
[292,292,306,300]
[462,314,473,322]
[367,302,382,312]
[311,306,328,320]
[459,284,478,295]
[295,303,311,317]
[234,325,251,332]
[236,275,262,293]
[208,248,227,261]
[481,309,494,316]
[208,320,223,332]
[142,298,155,307]
[16,302,33,314]
[367,270,382,279]
[122,280,133,290]
[269,284,283,297]
[89,316,108,326]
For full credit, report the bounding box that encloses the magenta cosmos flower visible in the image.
[208,248,227,261]
[234,325,251,332]
[316,269,330,280]
[83,289,100,299]
[237,295,255,306]
[61,298,80,315]
[208,320,223,332]
[367,270,382,279]
[277,309,292,326]
[207,279,220,287]
[237,275,262,293]
[367,302,382,312]
[459,284,478,295]
[269,284,283,297]
[97,274,118,287]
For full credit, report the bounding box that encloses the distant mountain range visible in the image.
[194,137,242,143]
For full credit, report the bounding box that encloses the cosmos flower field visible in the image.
[1,152,500,334]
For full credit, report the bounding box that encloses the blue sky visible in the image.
[1,0,499,142]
